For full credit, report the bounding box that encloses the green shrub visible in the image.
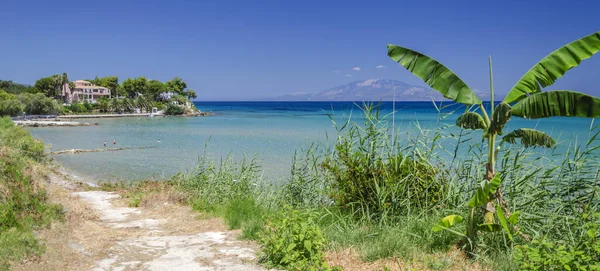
[323,104,448,219]
[0,99,25,117]
[68,102,88,113]
[164,104,184,115]
[0,118,62,268]
[83,101,93,111]
[514,212,600,271]
[17,93,61,115]
[259,205,330,271]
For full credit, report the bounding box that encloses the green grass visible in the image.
[95,104,600,270]
[0,117,62,269]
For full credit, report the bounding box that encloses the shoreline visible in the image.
[14,120,98,127]
[57,113,164,119]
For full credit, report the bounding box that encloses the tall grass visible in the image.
[0,117,62,270]
[121,103,600,270]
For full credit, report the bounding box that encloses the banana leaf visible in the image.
[512,91,600,119]
[432,215,464,232]
[456,112,486,130]
[502,128,556,148]
[388,45,482,105]
[504,31,600,104]
[489,102,512,135]
[467,175,502,207]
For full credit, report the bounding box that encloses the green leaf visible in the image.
[304,240,312,252]
[387,45,482,105]
[512,91,600,119]
[456,112,486,130]
[508,211,520,224]
[496,204,513,240]
[467,175,502,207]
[489,102,512,135]
[478,223,502,232]
[432,215,464,232]
[287,243,296,252]
[504,31,600,104]
[502,128,556,148]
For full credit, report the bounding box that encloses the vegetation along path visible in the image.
[15,172,265,271]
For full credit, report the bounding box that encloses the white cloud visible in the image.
[376,65,386,69]
[344,74,352,77]
[332,70,341,73]
[352,66,361,71]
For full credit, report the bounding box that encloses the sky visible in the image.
[1,0,599,100]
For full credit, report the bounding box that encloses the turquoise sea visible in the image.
[27,101,598,183]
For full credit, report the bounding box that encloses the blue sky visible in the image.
[1,0,599,100]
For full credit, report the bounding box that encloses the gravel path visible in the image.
[73,191,264,271]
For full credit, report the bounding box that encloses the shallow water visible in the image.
[28,102,597,183]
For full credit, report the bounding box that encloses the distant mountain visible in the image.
[268,79,492,102]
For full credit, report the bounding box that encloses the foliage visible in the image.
[33,77,55,97]
[504,31,600,103]
[165,77,187,95]
[164,103,185,115]
[91,76,119,96]
[0,99,25,117]
[0,80,37,94]
[186,89,197,99]
[122,77,148,98]
[0,91,60,116]
[387,45,482,105]
[512,91,600,119]
[18,93,61,115]
[147,80,165,99]
[456,112,486,130]
[66,102,89,113]
[259,206,331,271]
[322,104,448,219]
[174,155,261,209]
[388,31,600,256]
[0,118,62,268]
[501,128,556,148]
[514,212,600,271]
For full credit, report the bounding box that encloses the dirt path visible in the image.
[15,173,265,271]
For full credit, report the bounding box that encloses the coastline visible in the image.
[14,120,98,127]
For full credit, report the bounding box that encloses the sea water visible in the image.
[27,101,597,183]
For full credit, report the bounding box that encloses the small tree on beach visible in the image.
[388,31,600,255]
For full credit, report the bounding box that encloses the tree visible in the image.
[0,99,25,116]
[186,89,197,100]
[0,80,37,94]
[165,77,187,95]
[147,80,165,99]
[93,76,119,98]
[34,77,55,97]
[121,77,148,98]
[18,93,61,115]
[50,74,64,99]
[389,31,600,254]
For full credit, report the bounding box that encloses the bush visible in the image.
[152,101,166,111]
[164,104,184,115]
[68,102,88,113]
[259,206,331,271]
[83,101,93,111]
[323,104,448,219]
[0,99,25,116]
[514,212,600,271]
[17,93,61,115]
[0,118,62,268]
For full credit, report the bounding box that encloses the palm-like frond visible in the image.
[504,31,600,104]
[511,91,600,119]
[388,45,482,105]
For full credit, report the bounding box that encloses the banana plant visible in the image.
[388,31,600,254]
